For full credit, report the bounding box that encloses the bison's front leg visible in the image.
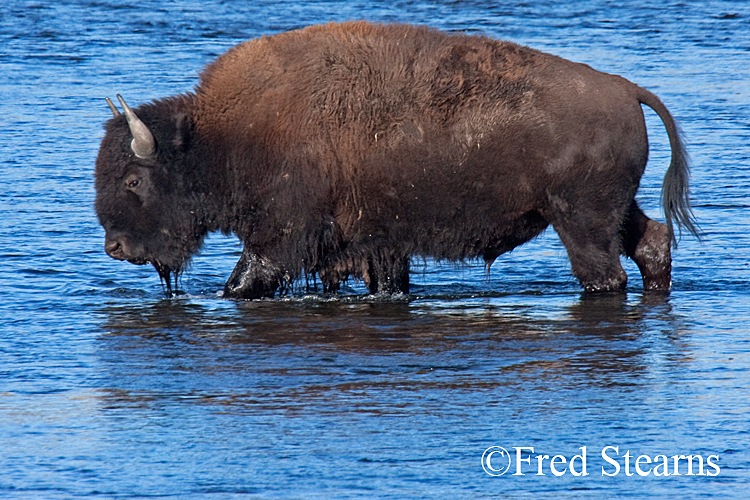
[224,248,285,299]
[364,253,410,295]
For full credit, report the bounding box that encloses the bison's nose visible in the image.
[104,236,127,260]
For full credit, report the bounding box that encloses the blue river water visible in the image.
[1,0,749,498]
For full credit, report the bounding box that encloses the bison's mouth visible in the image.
[104,234,184,296]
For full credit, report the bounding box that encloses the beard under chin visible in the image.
[151,261,182,297]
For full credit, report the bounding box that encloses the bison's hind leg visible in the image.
[621,202,672,291]
[551,214,628,293]
[555,230,629,293]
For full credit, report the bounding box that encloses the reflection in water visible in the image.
[95,293,690,417]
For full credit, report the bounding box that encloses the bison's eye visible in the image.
[125,175,143,190]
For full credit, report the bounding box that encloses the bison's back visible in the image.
[193,22,548,145]
[194,21,644,167]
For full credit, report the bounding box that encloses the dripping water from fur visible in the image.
[152,261,182,297]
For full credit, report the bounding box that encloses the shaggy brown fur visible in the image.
[95,21,698,298]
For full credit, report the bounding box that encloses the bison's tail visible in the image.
[637,87,700,247]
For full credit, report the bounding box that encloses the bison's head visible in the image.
[95,95,208,293]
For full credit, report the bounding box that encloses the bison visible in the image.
[95,21,698,299]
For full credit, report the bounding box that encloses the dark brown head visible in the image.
[95,95,209,291]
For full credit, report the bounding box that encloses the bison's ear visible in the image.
[172,113,194,151]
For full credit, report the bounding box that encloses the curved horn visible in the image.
[105,97,121,117]
[116,94,156,159]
